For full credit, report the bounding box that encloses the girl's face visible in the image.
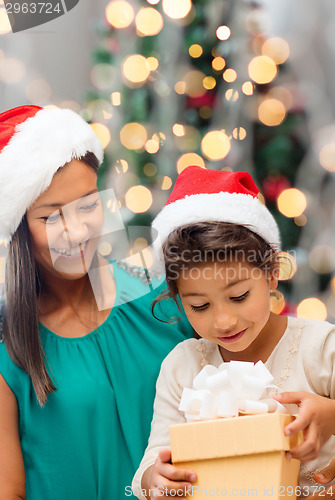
[26,158,103,281]
[176,260,278,358]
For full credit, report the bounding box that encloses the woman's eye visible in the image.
[190,303,209,312]
[80,200,99,211]
[43,212,61,223]
[231,291,249,302]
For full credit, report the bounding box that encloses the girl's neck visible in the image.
[219,313,288,364]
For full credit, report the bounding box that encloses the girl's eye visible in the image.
[190,303,209,312]
[231,291,249,302]
[80,199,99,211]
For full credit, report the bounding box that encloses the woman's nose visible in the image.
[61,212,89,246]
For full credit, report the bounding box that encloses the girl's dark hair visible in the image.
[1,152,100,406]
[153,221,279,317]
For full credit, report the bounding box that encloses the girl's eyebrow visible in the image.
[32,189,98,210]
[181,278,250,297]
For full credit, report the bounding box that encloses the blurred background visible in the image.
[1,0,335,321]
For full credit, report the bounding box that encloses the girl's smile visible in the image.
[177,260,284,362]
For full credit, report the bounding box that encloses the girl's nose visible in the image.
[213,307,238,332]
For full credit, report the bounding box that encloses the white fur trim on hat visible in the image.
[0,107,104,241]
[152,192,281,250]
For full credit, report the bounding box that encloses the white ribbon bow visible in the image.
[179,360,286,422]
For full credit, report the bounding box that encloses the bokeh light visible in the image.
[216,25,231,41]
[258,98,286,126]
[26,79,51,104]
[223,69,237,83]
[147,57,159,71]
[277,188,307,218]
[111,92,121,106]
[189,44,203,58]
[267,86,293,111]
[115,159,129,173]
[277,251,297,280]
[203,76,216,90]
[136,7,164,36]
[90,123,111,149]
[248,55,277,84]
[143,163,157,176]
[212,57,226,71]
[122,54,151,85]
[0,7,11,34]
[297,298,327,321]
[162,0,192,19]
[173,124,185,136]
[319,143,335,172]
[201,131,231,160]
[242,81,254,96]
[175,81,186,94]
[232,127,247,140]
[145,137,160,154]
[120,122,147,150]
[225,89,239,102]
[105,0,134,29]
[309,245,335,274]
[161,176,172,190]
[184,70,206,97]
[0,58,25,83]
[262,37,290,65]
[125,185,153,213]
[270,290,285,314]
[177,152,206,173]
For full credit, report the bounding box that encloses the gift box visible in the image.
[170,413,302,500]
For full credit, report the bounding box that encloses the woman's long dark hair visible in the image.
[1,152,100,406]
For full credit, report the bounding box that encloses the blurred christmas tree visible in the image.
[81,0,310,312]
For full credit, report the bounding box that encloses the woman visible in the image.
[0,105,193,499]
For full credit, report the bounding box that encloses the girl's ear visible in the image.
[269,268,279,291]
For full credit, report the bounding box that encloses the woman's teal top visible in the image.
[0,263,193,499]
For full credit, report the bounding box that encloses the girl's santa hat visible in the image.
[152,166,280,249]
[0,105,104,241]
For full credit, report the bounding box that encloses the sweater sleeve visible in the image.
[132,339,201,500]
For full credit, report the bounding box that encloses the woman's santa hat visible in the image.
[152,166,280,249]
[0,105,104,241]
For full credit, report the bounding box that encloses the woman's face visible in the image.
[26,158,103,281]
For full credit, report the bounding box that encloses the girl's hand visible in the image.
[304,459,335,500]
[273,392,335,462]
[147,449,197,499]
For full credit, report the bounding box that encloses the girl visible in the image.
[0,105,193,499]
[132,166,335,500]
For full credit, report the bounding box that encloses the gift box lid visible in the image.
[170,413,301,463]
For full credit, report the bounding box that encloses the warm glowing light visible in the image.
[147,57,159,71]
[232,127,247,140]
[277,252,297,280]
[90,123,111,149]
[242,81,254,96]
[98,241,113,257]
[270,290,285,314]
[203,76,216,90]
[0,58,25,83]
[184,70,206,98]
[277,188,307,218]
[143,163,157,176]
[225,89,239,102]
[294,214,307,226]
[125,185,153,213]
[136,7,163,36]
[216,25,231,41]
[201,131,231,161]
[122,54,150,85]
[111,92,121,106]
[26,79,51,104]
[105,0,134,29]
[189,44,203,58]
[248,55,277,84]
[115,159,129,173]
[262,37,290,65]
[0,7,11,34]
[258,99,286,126]
[162,0,192,19]
[147,0,160,4]
[120,122,147,150]
[319,143,335,172]
[145,138,160,154]
[309,245,335,274]
[161,176,172,190]
[173,124,185,137]
[268,86,293,111]
[212,57,226,72]
[223,68,237,83]
[297,298,327,321]
[175,81,186,94]
[177,153,205,174]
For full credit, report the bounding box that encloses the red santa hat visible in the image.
[152,166,280,250]
[0,105,104,241]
